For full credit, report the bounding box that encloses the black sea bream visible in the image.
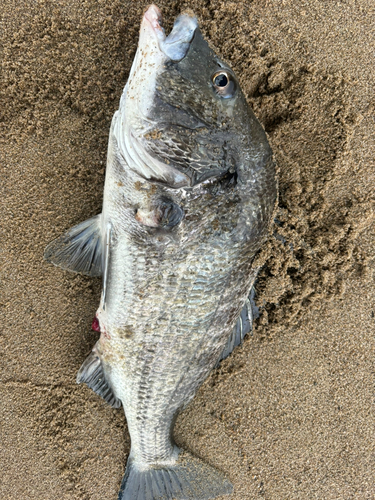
[44,4,277,500]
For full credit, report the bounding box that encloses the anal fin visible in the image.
[76,350,121,408]
[44,214,103,276]
[220,286,260,362]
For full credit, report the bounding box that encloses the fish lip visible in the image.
[143,4,198,61]
[143,4,165,44]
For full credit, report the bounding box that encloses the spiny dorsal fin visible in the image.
[44,214,102,276]
[76,350,122,408]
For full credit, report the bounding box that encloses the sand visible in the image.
[1,0,374,498]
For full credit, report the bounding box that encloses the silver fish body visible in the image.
[45,5,277,500]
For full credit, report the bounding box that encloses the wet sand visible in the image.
[1,1,374,498]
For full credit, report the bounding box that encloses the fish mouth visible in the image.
[142,4,198,61]
[113,5,199,189]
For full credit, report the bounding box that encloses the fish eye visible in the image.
[212,71,236,99]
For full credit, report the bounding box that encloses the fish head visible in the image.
[115,4,269,188]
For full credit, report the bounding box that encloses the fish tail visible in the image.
[118,450,233,500]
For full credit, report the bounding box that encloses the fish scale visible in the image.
[44,5,277,499]
[107,245,247,463]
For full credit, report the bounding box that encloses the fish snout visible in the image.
[142,4,165,45]
[142,4,198,61]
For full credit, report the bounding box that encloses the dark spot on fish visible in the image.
[144,129,162,140]
[159,199,184,228]
[121,327,134,339]
[134,181,142,190]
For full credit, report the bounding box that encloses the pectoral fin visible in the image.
[77,350,121,408]
[44,215,103,276]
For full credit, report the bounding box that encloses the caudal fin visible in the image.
[118,451,233,500]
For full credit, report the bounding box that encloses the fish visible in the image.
[44,4,277,500]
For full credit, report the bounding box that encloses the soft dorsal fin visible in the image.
[76,350,122,408]
[44,214,103,277]
[219,287,259,361]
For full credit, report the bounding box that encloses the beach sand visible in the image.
[1,1,374,498]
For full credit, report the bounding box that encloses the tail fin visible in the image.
[118,451,233,500]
